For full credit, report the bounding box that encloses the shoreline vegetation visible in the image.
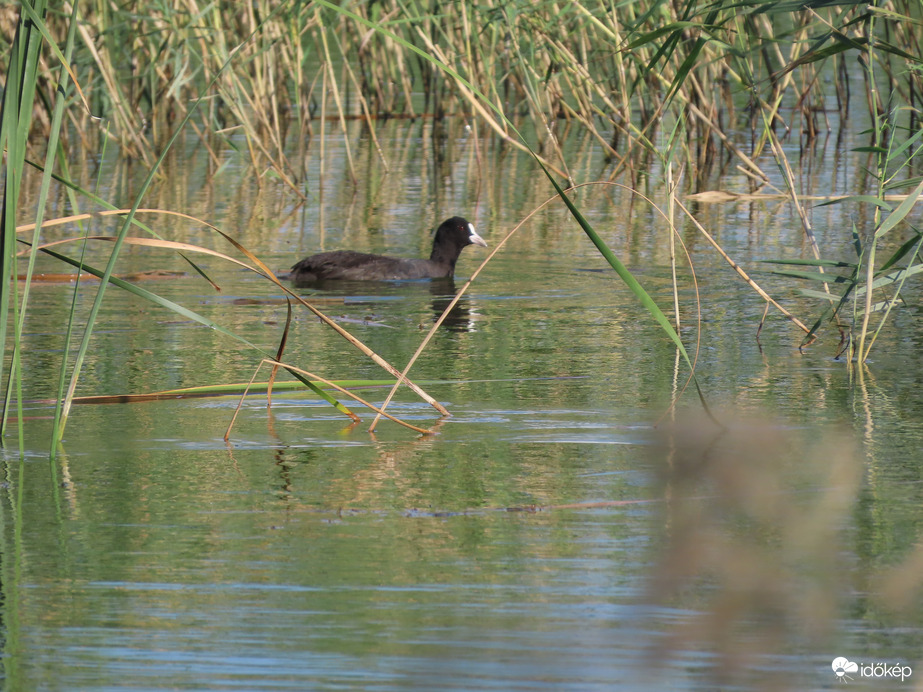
[4,2,921,182]
[2,0,923,440]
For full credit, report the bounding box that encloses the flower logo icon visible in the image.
[832,657,859,682]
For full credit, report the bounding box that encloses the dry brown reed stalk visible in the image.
[764,127,829,298]
[649,421,860,687]
[673,197,811,335]
[224,358,434,440]
[318,19,357,186]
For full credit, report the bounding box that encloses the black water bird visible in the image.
[288,216,487,285]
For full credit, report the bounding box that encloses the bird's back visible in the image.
[290,250,448,283]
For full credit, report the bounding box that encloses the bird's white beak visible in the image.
[468,223,488,247]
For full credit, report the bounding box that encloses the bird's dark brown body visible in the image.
[289,217,486,285]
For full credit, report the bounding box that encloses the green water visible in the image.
[5,118,923,690]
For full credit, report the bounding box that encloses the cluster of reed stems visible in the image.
[2,0,923,443]
[7,1,922,182]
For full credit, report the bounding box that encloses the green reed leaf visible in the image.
[875,178,923,238]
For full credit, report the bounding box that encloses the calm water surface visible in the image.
[6,119,923,690]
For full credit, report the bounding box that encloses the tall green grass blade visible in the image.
[781,36,865,74]
[865,299,904,313]
[769,269,854,283]
[879,232,923,273]
[871,40,921,62]
[17,0,87,108]
[756,0,866,13]
[814,195,892,210]
[886,125,923,161]
[866,4,923,26]
[884,176,923,191]
[799,288,842,302]
[0,28,24,440]
[7,3,79,449]
[0,1,48,444]
[851,223,862,258]
[626,23,699,50]
[865,263,923,290]
[865,239,923,352]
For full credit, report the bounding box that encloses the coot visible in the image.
[289,216,487,284]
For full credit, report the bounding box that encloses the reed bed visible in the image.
[5,1,921,180]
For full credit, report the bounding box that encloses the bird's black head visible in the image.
[434,216,488,249]
[429,216,488,267]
